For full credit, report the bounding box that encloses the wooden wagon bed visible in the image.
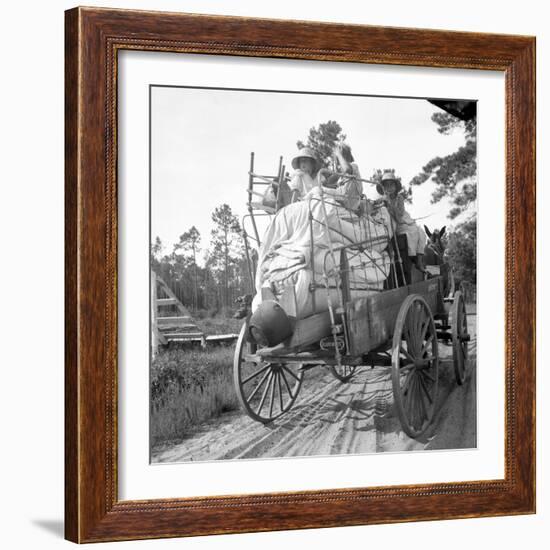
[256,276,446,360]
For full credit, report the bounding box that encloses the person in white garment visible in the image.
[318,142,363,212]
[288,147,319,202]
[377,171,427,273]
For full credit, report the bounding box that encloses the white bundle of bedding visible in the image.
[252,188,393,319]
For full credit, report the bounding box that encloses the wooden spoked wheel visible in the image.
[233,322,304,423]
[450,290,469,385]
[391,294,439,439]
[330,364,357,382]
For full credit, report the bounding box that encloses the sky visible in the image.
[151,85,472,264]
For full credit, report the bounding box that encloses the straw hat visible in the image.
[291,147,319,170]
[376,170,403,195]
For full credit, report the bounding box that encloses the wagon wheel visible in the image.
[391,294,439,439]
[450,290,469,385]
[330,364,357,382]
[233,321,304,423]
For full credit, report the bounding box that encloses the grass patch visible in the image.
[151,346,239,446]
[199,316,243,336]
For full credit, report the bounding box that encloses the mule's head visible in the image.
[424,225,446,254]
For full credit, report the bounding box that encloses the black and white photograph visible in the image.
[1,0,543,546]
[149,85,477,463]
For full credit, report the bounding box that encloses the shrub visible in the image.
[150,347,239,445]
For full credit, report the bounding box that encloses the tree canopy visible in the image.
[151,205,249,313]
[410,110,477,220]
[173,226,201,309]
[297,120,346,169]
[209,204,244,309]
[174,226,201,261]
[445,217,476,290]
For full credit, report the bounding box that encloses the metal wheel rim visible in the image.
[391,294,439,438]
[451,290,468,385]
[233,322,303,423]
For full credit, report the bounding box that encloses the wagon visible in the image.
[234,154,470,438]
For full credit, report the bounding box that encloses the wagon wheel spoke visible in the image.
[410,375,422,429]
[268,371,277,418]
[406,376,416,419]
[400,346,415,364]
[405,317,416,355]
[277,371,284,412]
[411,373,422,428]
[400,362,415,372]
[416,376,428,422]
[420,317,430,343]
[402,369,414,396]
[413,306,426,356]
[279,367,295,400]
[419,378,429,424]
[420,369,436,383]
[281,370,292,397]
[412,376,423,429]
[415,306,424,342]
[417,319,430,355]
[245,367,272,402]
[421,334,434,356]
[330,364,356,382]
[418,373,434,405]
[256,371,274,416]
[402,322,410,343]
[282,364,301,382]
[417,354,435,367]
[414,305,423,340]
[241,363,271,385]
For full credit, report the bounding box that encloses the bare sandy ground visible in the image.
[152,313,477,463]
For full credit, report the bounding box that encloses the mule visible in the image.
[424,225,457,297]
[424,225,446,266]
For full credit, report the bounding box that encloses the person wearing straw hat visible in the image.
[378,170,427,274]
[321,142,363,212]
[289,147,320,202]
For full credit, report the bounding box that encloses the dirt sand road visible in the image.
[152,313,476,463]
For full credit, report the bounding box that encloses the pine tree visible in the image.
[445,217,477,291]
[150,236,163,270]
[209,204,243,309]
[174,226,201,310]
[297,120,346,169]
[410,110,477,220]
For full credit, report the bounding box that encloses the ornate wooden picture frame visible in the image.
[65,6,535,543]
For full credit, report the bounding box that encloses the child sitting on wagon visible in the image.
[289,143,363,212]
[376,170,427,274]
[318,142,363,212]
[288,147,320,202]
